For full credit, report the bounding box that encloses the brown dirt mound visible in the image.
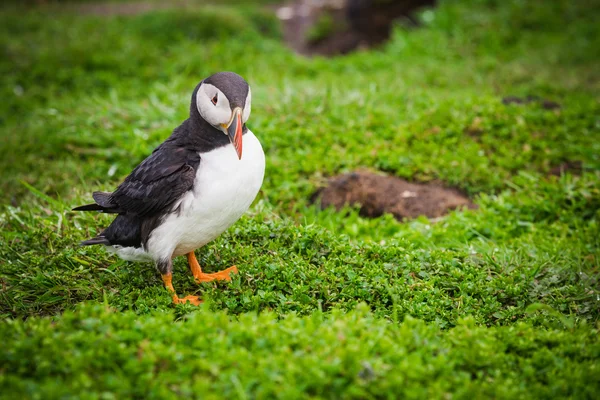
[276,0,435,56]
[312,171,477,220]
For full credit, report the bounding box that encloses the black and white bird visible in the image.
[73,72,265,305]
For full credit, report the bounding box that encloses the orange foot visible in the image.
[162,273,202,306]
[187,252,238,283]
[194,265,238,283]
[172,294,202,306]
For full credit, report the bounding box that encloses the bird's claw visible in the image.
[173,295,202,306]
[194,265,238,283]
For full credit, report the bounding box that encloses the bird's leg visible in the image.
[187,252,238,283]
[161,273,202,305]
[158,259,201,306]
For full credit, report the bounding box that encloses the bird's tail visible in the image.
[72,203,105,212]
[72,191,121,213]
[80,236,110,246]
[74,191,117,246]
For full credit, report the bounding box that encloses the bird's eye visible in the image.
[211,94,218,105]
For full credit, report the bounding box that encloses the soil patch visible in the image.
[276,0,436,56]
[311,170,477,220]
[549,160,583,176]
[502,95,561,110]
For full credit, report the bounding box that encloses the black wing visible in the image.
[110,145,201,217]
[74,145,200,218]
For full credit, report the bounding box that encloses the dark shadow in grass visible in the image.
[549,160,584,176]
[311,170,477,221]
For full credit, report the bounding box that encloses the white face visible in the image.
[196,83,251,130]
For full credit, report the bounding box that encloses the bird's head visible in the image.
[194,71,251,160]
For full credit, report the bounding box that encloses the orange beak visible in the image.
[226,108,243,160]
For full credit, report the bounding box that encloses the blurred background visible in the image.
[2,0,598,217]
[1,2,599,396]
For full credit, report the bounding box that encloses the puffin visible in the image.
[73,72,265,305]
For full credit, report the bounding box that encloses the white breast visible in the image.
[146,130,265,259]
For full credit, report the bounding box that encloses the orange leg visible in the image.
[161,273,201,306]
[187,252,238,283]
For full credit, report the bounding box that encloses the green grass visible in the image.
[1,0,599,397]
[2,303,599,399]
